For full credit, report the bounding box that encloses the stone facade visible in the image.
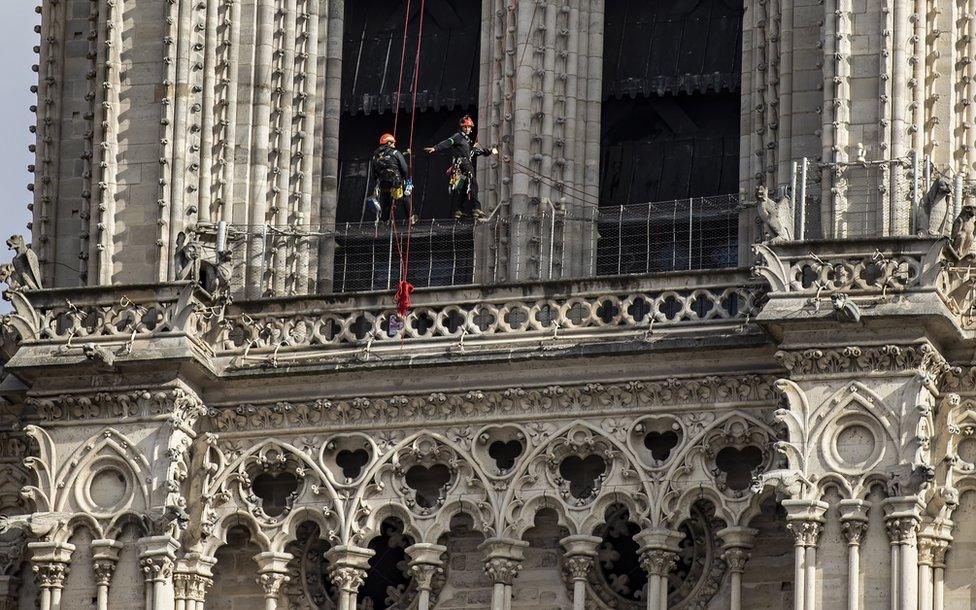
[6,1,976,610]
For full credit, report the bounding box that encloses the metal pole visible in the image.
[688,197,694,271]
[799,158,808,240]
[790,160,798,235]
[386,228,394,290]
[428,221,434,286]
[645,202,651,273]
[955,173,964,219]
[912,149,920,232]
[617,205,623,275]
[340,223,349,292]
[548,207,555,280]
[451,222,458,285]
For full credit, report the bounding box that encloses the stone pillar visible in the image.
[917,524,951,610]
[560,535,601,610]
[406,543,447,610]
[254,552,292,610]
[480,537,529,610]
[783,499,828,610]
[635,528,684,610]
[28,541,74,610]
[325,545,374,610]
[174,553,217,610]
[717,526,758,610]
[138,536,180,610]
[883,497,921,610]
[838,500,871,610]
[91,539,123,610]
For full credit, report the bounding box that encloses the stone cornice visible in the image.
[209,374,778,432]
[773,343,951,378]
[24,385,205,428]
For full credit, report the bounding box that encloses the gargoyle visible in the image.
[755,185,794,244]
[5,235,41,290]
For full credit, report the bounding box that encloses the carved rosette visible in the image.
[484,557,521,586]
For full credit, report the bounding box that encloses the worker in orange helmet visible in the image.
[368,133,413,222]
[425,115,498,220]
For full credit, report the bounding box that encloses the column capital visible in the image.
[783,499,828,548]
[639,548,679,578]
[717,526,757,574]
[254,551,293,599]
[881,497,922,545]
[325,545,374,595]
[91,539,124,586]
[138,536,180,583]
[838,498,871,546]
[480,537,529,587]
[406,543,447,591]
[560,534,602,582]
[27,541,74,590]
[635,527,683,577]
[174,553,217,602]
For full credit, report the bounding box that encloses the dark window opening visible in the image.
[360,518,416,608]
[251,471,300,517]
[599,0,743,274]
[337,0,481,224]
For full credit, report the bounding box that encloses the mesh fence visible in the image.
[332,219,476,292]
[593,194,739,275]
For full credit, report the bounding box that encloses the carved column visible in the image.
[254,552,292,610]
[784,500,828,610]
[838,500,871,610]
[28,541,74,610]
[931,538,949,610]
[560,535,601,610]
[480,537,529,610]
[718,526,758,610]
[91,539,123,610]
[139,536,180,610]
[917,523,951,610]
[325,545,374,610]
[174,553,216,610]
[883,497,921,610]
[406,543,447,610]
[635,529,684,610]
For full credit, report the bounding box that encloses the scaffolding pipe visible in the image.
[688,198,694,270]
[799,158,808,240]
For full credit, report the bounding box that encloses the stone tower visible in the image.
[4,1,976,609]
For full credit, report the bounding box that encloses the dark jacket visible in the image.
[370,145,409,186]
[431,132,492,175]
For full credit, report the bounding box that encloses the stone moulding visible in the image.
[773,342,953,379]
[207,375,779,433]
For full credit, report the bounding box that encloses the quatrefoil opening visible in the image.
[251,471,300,517]
[715,446,763,491]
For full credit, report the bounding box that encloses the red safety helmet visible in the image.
[459,116,475,129]
[379,133,396,146]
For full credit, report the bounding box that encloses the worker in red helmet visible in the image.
[368,133,413,222]
[425,115,498,220]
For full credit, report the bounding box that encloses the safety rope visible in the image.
[391,0,412,138]
[391,0,427,321]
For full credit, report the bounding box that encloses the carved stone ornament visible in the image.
[564,555,593,581]
[329,565,366,594]
[722,548,750,574]
[92,559,116,586]
[774,343,951,378]
[210,376,777,432]
[409,563,443,590]
[484,557,521,586]
[884,517,919,545]
[140,556,175,582]
[257,572,290,597]
[840,520,869,546]
[639,549,679,577]
[786,520,823,548]
[32,562,69,589]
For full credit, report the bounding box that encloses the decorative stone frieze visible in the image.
[774,343,951,378]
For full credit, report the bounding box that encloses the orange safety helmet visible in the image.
[379,133,396,146]
[459,116,475,128]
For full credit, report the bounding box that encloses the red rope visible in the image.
[391,0,412,139]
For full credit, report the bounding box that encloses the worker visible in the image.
[425,116,498,220]
[367,133,413,222]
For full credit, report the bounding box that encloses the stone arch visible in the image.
[56,513,104,545]
[52,428,151,517]
[808,382,902,463]
[201,511,272,557]
[273,505,340,553]
[104,511,149,543]
[500,420,651,538]
[348,431,496,546]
